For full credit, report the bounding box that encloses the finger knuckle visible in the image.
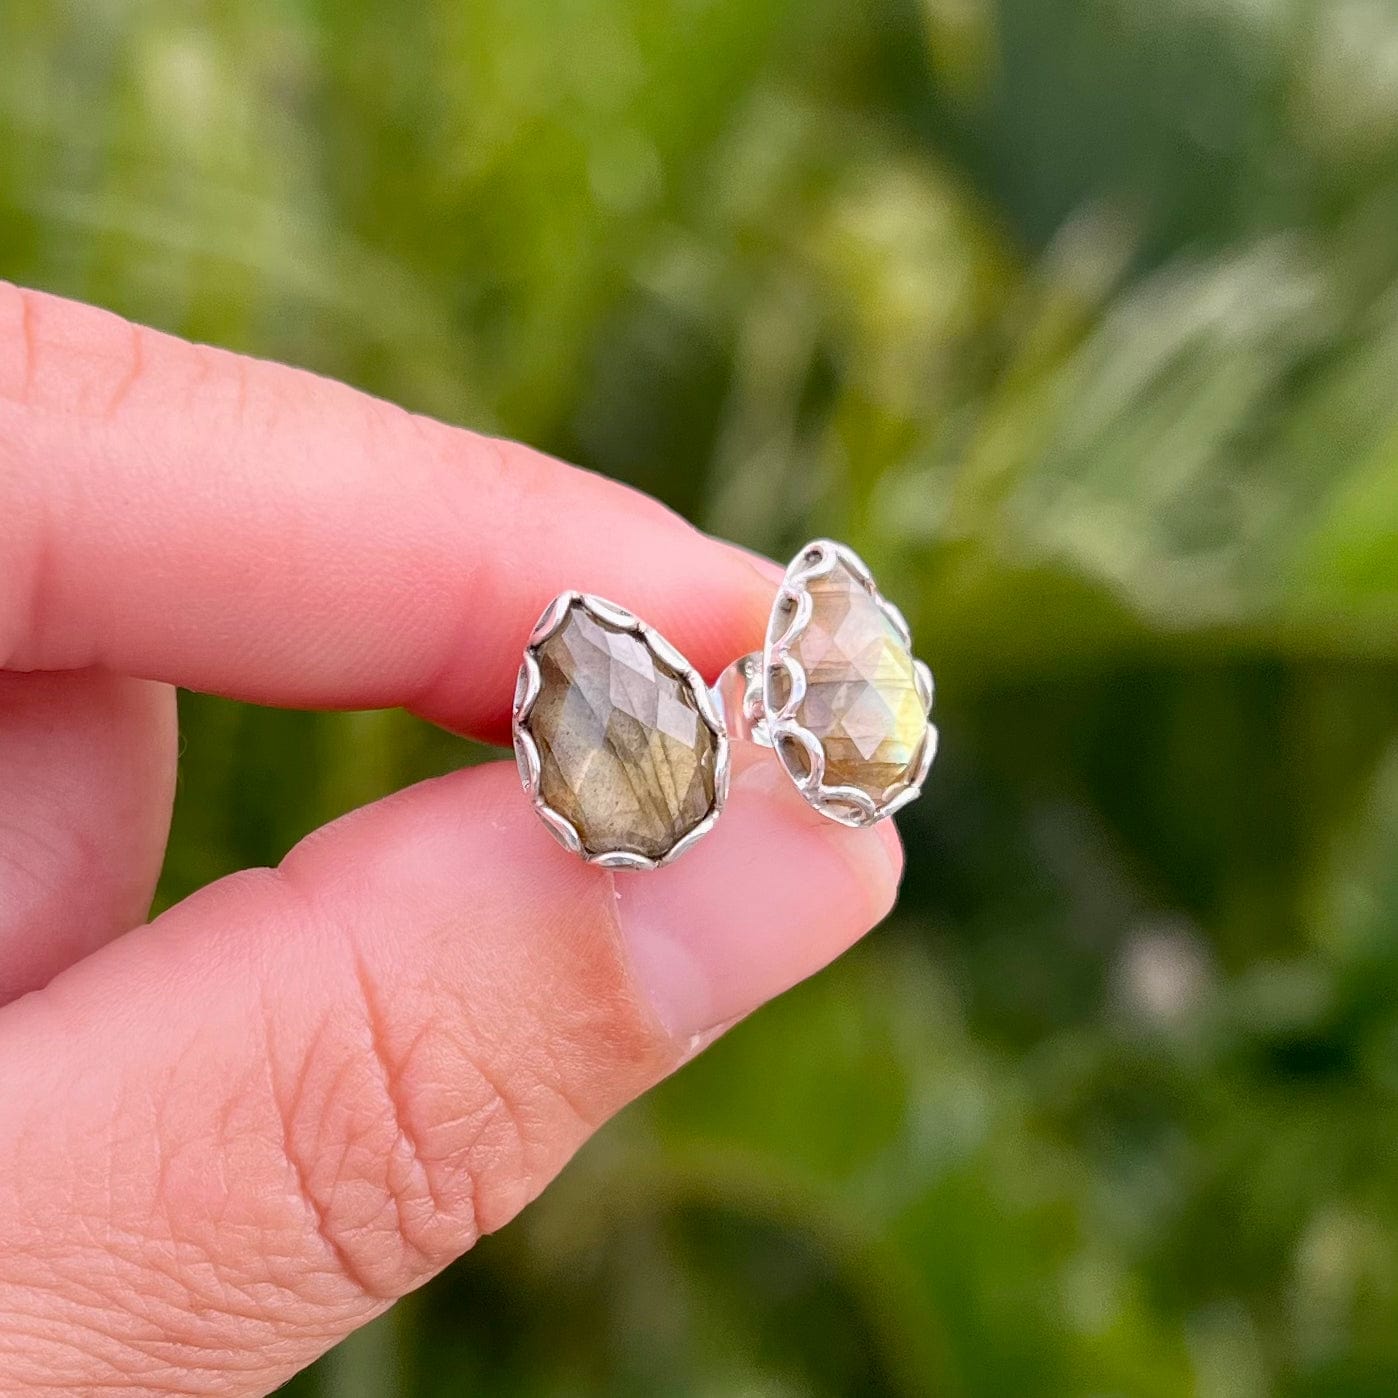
[268,961,577,1301]
[265,890,674,1304]
[269,1007,467,1300]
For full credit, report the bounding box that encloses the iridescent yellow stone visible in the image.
[788,560,927,799]
[526,602,717,859]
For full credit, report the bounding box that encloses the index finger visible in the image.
[0,285,772,740]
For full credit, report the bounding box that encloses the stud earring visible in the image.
[513,592,729,869]
[712,540,936,827]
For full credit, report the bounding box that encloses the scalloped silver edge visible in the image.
[766,586,813,653]
[761,539,936,826]
[913,659,935,715]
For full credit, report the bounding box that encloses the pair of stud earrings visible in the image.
[512,539,938,870]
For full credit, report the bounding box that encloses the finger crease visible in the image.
[100,320,145,421]
[264,1010,386,1302]
[350,952,448,1228]
[16,285,38,405]
[456,1048,533,1230]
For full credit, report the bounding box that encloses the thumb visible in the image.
[0,751,899,1397]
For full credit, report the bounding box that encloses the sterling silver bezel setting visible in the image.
[758,539,937,828]
[512,591,730,870]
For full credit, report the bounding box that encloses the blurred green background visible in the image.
[4,0,1398,1393]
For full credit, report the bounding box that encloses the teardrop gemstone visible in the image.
[788,560,928,800]
[525,602,718,859]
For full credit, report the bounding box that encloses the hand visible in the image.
[0,285,902,1396]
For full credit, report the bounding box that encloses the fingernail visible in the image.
[612,748,903,1045]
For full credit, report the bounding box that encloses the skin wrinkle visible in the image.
[262,863,479,1290]
[527,1046,608,1162]
[6,1271,282,1391]
[227,347,249,428]
[419,982,566,1237]
[262,1005,382,1303]
[443,1049,534,1238]
[363,995,466,1202]
[0,1262,155,1353]
[424,1105,491,1248]
[16,283,37,406]
[347,952,454,1267]
[248,861,502,1303]
[93,1224,300,1336]
[0,1275,239,1396]
[64,1283,318,1374]
[1,284,196,424]
[5,1071,261,1374]
[0,1321,146,1393]
[101,318,146,422]
[276,783,670,1229]
[526,1022,609,1143]
[56,1055,324,1366]
[184,340,217,402]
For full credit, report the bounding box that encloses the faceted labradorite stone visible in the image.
[788,560,927,800]
[526,603,718,859]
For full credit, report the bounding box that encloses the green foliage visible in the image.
[3,0,1396,1392]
